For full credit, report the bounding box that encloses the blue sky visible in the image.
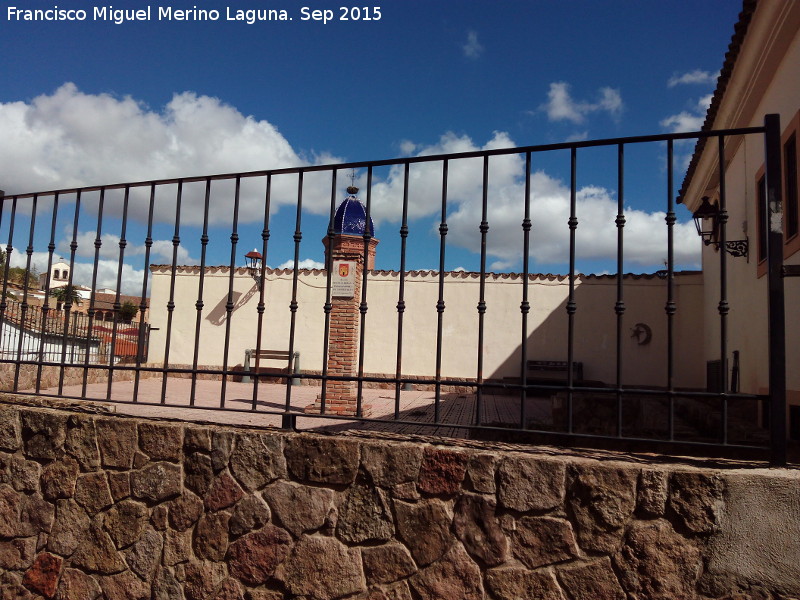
[0,0,742,292]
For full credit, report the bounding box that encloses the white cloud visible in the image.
[667,69,718,87]
[541,82,623,124]
[367,132,699,270]
[275,258,324,270]
[8,247,148,295]
[661,94,712,133]
[462,31,484,59]
[0,83,339,226]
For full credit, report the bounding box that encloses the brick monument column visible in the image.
[305,186,378,417]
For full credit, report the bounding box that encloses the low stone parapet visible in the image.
[0,394,797,599]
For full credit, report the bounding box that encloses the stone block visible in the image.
[229,433,286,491]
[184,426,211,452]
[96,419,137,469]
[131,461,182,503]
[394,498,454,566]
[418,447,469,495]
[74,472,113,516]
[569,463,638,553]
[139,422,183,462]
[103,499,149,549]
[497,455,565,512]
[124,526,163,580]
[274,535,365,599]
[285,435,359,485]
[557,557,626,600]
[184,452,214,496]
[668,471,723,534]
[163,529,192,566]
[408,543,483,600]
[638,468,669,517]
[54,569,102,600]
[0,484,23,538]
[193,511,230,561]
[360,442,423,487]
[465,453,497,494]
[453,493,508,566]
[229,494,271,537]
[0,406,21,451]
[100,570,151,600]
[205,471,245,511]
[227,525,293,586]
[11,457,41,493]
[48,499,90,556]
[336,482,394,544]
[22,412,67,460]
[362,543,417,585]
[485,567,566,600]
[0,537,37,570]
[211,430,236,472]
[70,522,127,574]
[615,519,702,600]
[167,491,204,532]
[65,416,100,470]
[262,481,333,537]
[22,552,63,598]
[41,457,79,501]
[184,561,228,600]
[511,515,579,569]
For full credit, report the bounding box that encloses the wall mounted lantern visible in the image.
[244,248,263,290]
[691,196,749,258]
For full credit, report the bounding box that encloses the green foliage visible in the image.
[50,285,82,307]
[119,301,139,322]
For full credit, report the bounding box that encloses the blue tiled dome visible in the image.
[333,187,374,237]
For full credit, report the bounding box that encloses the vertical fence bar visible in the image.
[476,156,490,426]
[319,171,337,413]
[665,139,677,440]
[764,114,787,466]
[394,163,410,418]
[58,191,81,394]
[133,184,156,402]
[285,172,304,412]
[520,153,532,428]
[36,192,60,392]
[106,186,130,399]
[717,136,729,444]
[0,193,8,364]
[190,179,212,407]
[252,175,274,411]
[356,167,374,417]
[220,177,242,408]
[81,188,106,396]
[615,144,626,437]
[566,148,578,433]
[13,194,38,391]
[160,182,184,405]
[434,160,449,423]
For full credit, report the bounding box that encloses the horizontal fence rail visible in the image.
[0,123,790,464]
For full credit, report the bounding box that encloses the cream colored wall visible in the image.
[685,3,800,396]
[148,267,705,388]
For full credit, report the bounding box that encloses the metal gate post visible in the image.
[764,114,787,466]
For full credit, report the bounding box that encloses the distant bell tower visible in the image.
[306,182,379,417]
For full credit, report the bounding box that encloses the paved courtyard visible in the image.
[29,376,539,440]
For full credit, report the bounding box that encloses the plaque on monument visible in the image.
[331,260,356,297]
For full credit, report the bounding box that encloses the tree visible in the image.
[119,301,139,323]
[50,285,81,310]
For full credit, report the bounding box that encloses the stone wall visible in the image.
[0,363,157,395]
[0,396,798,600]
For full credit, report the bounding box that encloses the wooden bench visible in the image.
[241,349,295,382]
[527,360,584,383]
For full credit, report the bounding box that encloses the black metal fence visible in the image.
[0,116,790,465]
